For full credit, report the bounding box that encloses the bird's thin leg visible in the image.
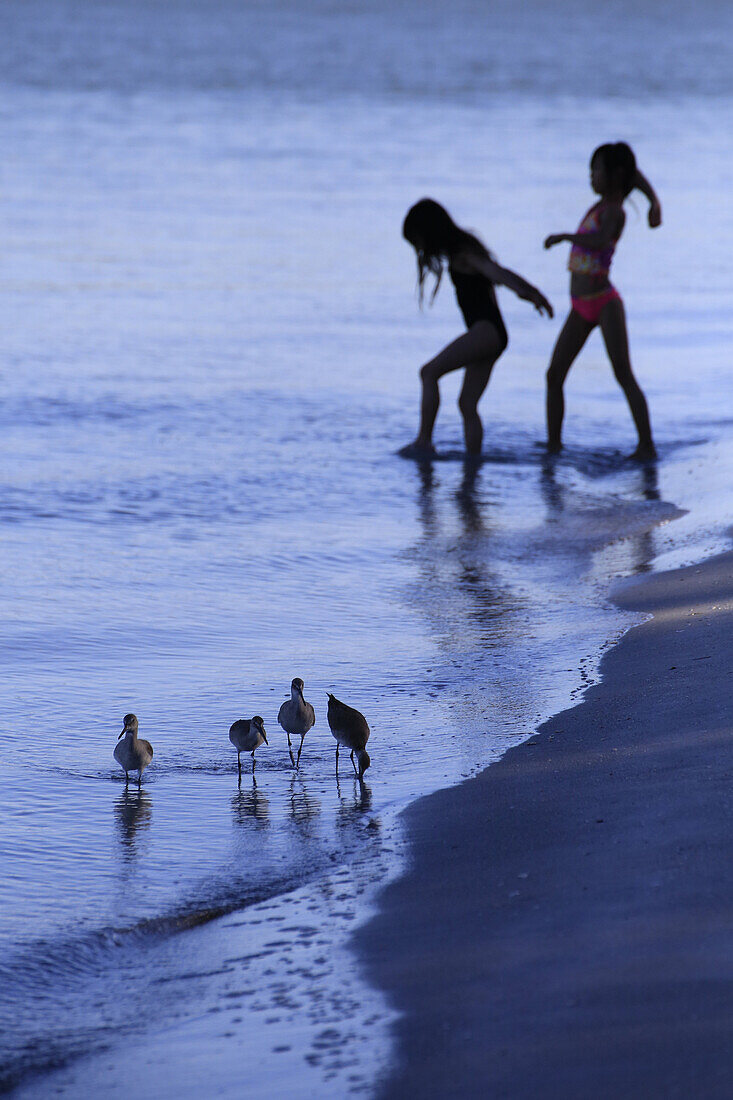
[296,734,305,769]
[125,772,129,786]
[335,744,339,777]
[237,751,242,786]
[350,750,358,776]
[252,750,256,775]
[287,732,295,768]
[138,770,142,789]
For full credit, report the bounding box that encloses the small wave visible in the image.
[0,868,318,1093]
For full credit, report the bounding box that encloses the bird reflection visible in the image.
[231,784,270,826]
[288,776,320,828]
[114,788,152,861]
[336,776,373,823]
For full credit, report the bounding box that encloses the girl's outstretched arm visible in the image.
[461,253,554,317]
[498,264,554,317]
[634,169,662,228]
[544,204,625,252]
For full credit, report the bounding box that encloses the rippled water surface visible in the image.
[1,1,732,1095]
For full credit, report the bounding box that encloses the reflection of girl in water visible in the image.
[544,142,661,459]
[400,199,553,458]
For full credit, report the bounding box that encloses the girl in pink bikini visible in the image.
[544,142,662,459]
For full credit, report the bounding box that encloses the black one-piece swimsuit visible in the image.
[450,270,508,351]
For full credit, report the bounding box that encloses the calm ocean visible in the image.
[1,1,732,1094]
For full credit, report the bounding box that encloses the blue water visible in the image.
[1,1,732,1095]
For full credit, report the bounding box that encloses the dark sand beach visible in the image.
[360,550,733,1098]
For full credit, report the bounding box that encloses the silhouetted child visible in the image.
[400,198,553,458]
[544,142,661,459]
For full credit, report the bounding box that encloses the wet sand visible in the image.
[359,550,733,1099]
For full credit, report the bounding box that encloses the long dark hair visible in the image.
[592,142,637,198]
[402,198,491,306]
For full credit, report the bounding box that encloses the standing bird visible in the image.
[114,713,154,788]
[326,693,371,779]
[229,716,268,783]
[278,678,316,768]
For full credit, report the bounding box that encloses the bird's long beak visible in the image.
[262,731,269,745]
[118,728,127,740]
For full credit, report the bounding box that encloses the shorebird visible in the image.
[278,677,316,767]
[326,693,371,779]
[114,713,154,788]
[229,716,268,783]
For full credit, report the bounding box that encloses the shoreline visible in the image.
[357,548,733,1098]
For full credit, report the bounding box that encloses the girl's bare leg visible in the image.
[599,297,656,458]
[545,310,594,451]
[402,321,505,454]
[458,362,494,454]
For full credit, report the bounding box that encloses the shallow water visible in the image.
[1,1,733,1095]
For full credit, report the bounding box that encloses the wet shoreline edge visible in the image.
[356,547,733,1098]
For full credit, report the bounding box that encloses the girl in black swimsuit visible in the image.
[399,198,553,457]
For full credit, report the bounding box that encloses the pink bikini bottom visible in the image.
[571,286,621,326]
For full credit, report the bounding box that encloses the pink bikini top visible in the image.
[568,201,618,277]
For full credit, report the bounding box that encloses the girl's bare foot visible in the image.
[398,440,437,459]
[629,442,657,461]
